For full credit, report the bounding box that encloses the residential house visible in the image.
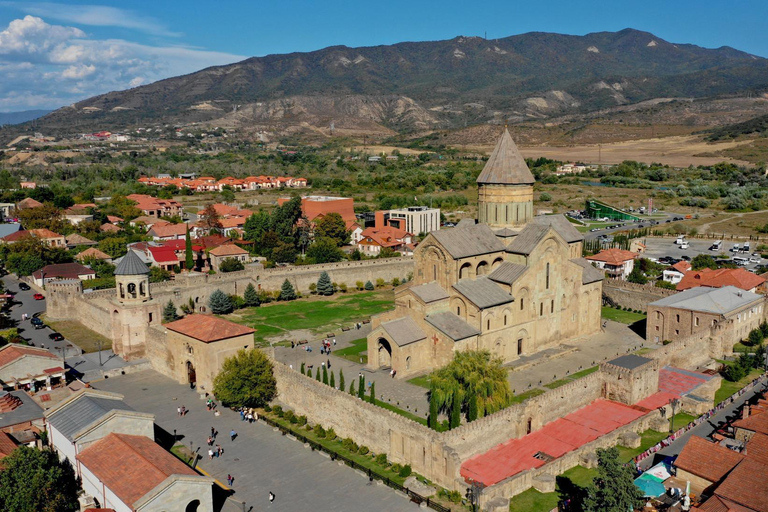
[733,407,768,443]
[0,390,44,435]
[357,226,413,256]
[32,262,97,287]
[1,228,66,248]
[147,223,189,241]
[76,247,113,264]
[100,222,122,234]
[378,206,441,236]
[208,244,250,272]
[14,197,43,210]
[677,267,766,293]
[19,182,36,189]
[674,435,745,494]
[0,344,64,392]
[663,261,692,285]
[76,433,214,512]
[126,194,183,219]
[585,248,639,280]
[65,233,97,249]
[0,223,21,240]
[0,431,17,461]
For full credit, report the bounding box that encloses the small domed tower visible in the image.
[114,250,151,303]
[476,128,535,229]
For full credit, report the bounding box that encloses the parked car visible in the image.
[18,282,30,291]
[750,258,761,264]
[30,316,43,326]
[33,293,44,300]
[48,332,64,341]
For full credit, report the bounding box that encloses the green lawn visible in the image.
[407,374,433,389]
[41,318,112,353]
[671,412,697,430]
[510,388,546,404]
[544,366,599,390]
[335,338,368,364]
[616,430,668,463]
[508,466,597,512]
[229,290,394,345]
[601,307,647,324]
[715,368,763,405]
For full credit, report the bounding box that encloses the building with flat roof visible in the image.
[378,206,441,236]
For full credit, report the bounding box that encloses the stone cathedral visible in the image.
[367,129,604,378]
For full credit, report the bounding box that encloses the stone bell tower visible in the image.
[476,128,535,229]
[115,250,151,303]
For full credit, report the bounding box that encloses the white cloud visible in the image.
[1,2,181,37]
[0,16,246,111]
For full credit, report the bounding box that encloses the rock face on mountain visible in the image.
[29,28,768,135]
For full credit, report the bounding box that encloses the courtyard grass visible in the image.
[510,388,546,404]
[601,306,647,324]
[543,366,599,390]
[170,444,195,466]
[41,318,112,353]
[407,374,433,389]
[507,465,597,512]
[229,290,394,345]
[616,429,668,463]
[335,338,368,364]
[715,367,763,405]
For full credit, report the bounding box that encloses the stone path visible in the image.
[94,370,421,512]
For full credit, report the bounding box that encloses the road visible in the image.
[639,374,768,470]
[582,212,678,241]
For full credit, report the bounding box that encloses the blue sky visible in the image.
[0,0,766,111]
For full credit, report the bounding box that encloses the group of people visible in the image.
[239,408,258,423]
[319,338,336,355]
[176,406,188,417]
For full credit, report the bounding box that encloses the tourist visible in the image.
[207,436,213,447]
[333,338,336,345]
[230,429,237,441]
[240,409,245,421]
[177,406,182,416]
[211,427,216,439]
[327,359,331,369]
[208,449,213,460]
[269,491,275,503]
[217,445,223,457]
[227,474,234,486]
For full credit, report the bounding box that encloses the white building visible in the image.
[585,248,639,280]
[383,206,441,236]
[662,261,692,285]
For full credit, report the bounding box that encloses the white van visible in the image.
[680,241,689,250]
[732,244,741,252]
[675,236,686,245]
[733,257,749,266]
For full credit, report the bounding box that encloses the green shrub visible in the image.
[272,405,283,417]
[364,280,374,291]
[399,464,412,477]
[392,463,403,474]
[326,428,337,441]
[339,283,348,293]
[375,278,386,288]
[284,410,297,424]
[392,277,400,286]
[297,415,307,426]
[356,280,365,291]
[359,445,370,455]
[375,453,388,466]
[314,425,326,438]
[722,362,747,382]
[263,404,272,413]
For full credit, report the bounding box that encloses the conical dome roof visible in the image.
[114,250,150,276]
[476,128,535,185]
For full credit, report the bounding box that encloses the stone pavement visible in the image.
[94,369,421,512]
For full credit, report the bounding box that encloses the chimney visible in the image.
[743,405,750,419]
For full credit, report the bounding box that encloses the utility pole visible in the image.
[669,397,680,433]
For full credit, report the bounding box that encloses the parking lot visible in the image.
[641,237,765,272]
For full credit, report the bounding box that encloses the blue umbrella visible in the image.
[634,473,666,497]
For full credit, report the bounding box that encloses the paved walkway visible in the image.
[94,370,420,512]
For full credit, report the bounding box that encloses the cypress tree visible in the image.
[243,283,260,307]
[208,289,233,314]
[185,226,194,270]
[339,369,345,391]
[468,393,479,422]
[315,367,321,382]
[316,271,334,296]
[322,365,328,385]
[364,280,374,291]
[300,362,305,375]
[428,388,440,430]
[369,382,376,404]
[330,371,335,388]
[279,279,297,301]
[449,391,462,429]
[349,382,355,395]
[162,300,179,323]
[358,375,365,399]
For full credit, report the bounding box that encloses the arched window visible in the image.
[487,319,491,330]
[504,314,508,326]
[520,298,524,311]
[551,300,554,313]
[546,262,550,289]
[127,282,137,298]
[406,356,411,370]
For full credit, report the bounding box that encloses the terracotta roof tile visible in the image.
[165,315,255,343]
[585,248,638,265]
[734,409,768,436]
[76,247,112,261]
[28,228,63,239]
[671,261,692,273]
[745,432,768,466]
[715,458,768,511]
[0,344,59,369]
[677,268,765,292]
[76,433,197,507]
[0,431,17,460]
[674,436,743,483]
[209,244,249,257]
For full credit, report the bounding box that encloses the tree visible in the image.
[271,241,297,263]
[316,367,321,382]
[185,226,194,270]
[626,266,647,284]
[583,447,644,512]
[747,328,764,347]
[330,371,335,388]
[0,445,81,512]
[300,362,305,374]
[364,280,374,291]
[149,266,172,283]
[314,212,350,246]
[369,381,376,404]
[219,258,245,273]
[279,279,296,301]
[15,204,66,233]
[244,283,260,307]
[316,271,334,296]
[244,211,272,248]
[209,289,233,314]
[691,254,717,271]
[212,349,276,408]
[163,300,179,323]
[306,237,346,264]
[201,204,223,233]
[339,369,345,391]
[349,381,355,395]
[358,374,365,399]
[98,237,128,258]
[322,365,328,385]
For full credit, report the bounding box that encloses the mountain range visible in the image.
[18,29,768,138]
[0,110,52,126]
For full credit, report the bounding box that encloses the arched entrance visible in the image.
[476,261,489,276]
[186,500,200,512]
[377,338,392,368]
[186,361,196,387]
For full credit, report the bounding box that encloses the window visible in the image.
[656,311,661,320]
[695,317,699,326]
[433,264,437,281]
[148,312,153,323]
[546,263,550,289]
[517,339,523,355]
[551,300,554,313]
[457,306,461,316]
[487,319,491,330]
[675,329,679,335]
[504,315,507,326]
[520,298,524,311]
[655,326,659,331]
[539,302,543,316]
[676,314,680,322]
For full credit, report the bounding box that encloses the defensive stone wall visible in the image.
[647,329,726,369]
[271,361,462,490]
[603,280,674,311]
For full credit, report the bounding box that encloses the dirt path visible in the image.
[696,210,767,234]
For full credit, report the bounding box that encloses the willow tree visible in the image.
[428,350,512,430]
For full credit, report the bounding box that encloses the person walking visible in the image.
[227,474,234,486]
[177,406,182,417]
[211,427,216,439]
[217,444,223,457]
[269,491,275,503]
[208,448,213,460]
[230,429,237,441]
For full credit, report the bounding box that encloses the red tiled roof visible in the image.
[697,496,755,512]
[165,315,255,343]
[32,262,96,280]
[149,224,188,238]
[28,228,63,239]
[734,409,768,436]
[0,344,59,369]
[76,433,197,507]
[220,217,246,229]
[670,261,692,274]
[209,244,249,257]
[674,436,744,483]
[0,230,31,242]
[76,247,112,261]
[745,433,768,466]
[585,248,638,265]
[677,268,766,292]
[15,197,43,209]
[100,223,122,233]
[715,458,768,512]
[0,431,17,460]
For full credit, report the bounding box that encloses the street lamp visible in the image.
[669,397,681,433]
[465,479,485,512]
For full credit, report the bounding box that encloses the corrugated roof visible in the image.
[606,354,652,370]
[505,223,550,255]
[570,258,605,284]
[453,277,514,309]
[649,286,762,315]
[531,215,583,243]
[47,394,134,442]
[429,224,505,259]
[488,262,528,285]
[380,317,427,347]
[425,312,480,341]
[476,128,535,185]
[410,282,450,304]
[114,249,150,275]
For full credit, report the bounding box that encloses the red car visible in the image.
[33,293,44,300]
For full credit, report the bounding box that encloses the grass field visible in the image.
[715,367,763,405]
[407,374,433,389]
[42,318,112,353]
[543,366,599,390]
[601,307,647,324]
[335,338,368,364]
[616,429,668,463]
[507,465,597,512]
[229,290,394,345]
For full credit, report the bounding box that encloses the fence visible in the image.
[259,414,453,512]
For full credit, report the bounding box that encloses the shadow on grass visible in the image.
[629,318,646,339]
[556,475,590,511]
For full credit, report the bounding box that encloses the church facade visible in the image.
[367,129,604,378]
